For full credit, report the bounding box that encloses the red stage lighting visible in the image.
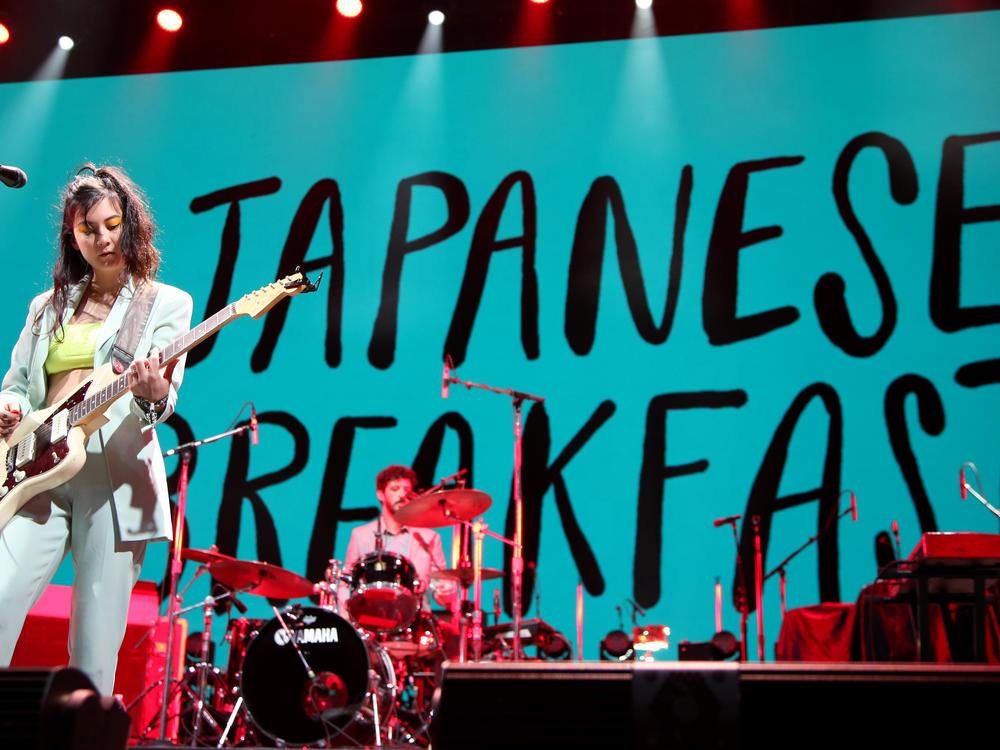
[530,0,550,4]
[336,0,363,18]
[156,9,183,32]
[0,23,10,44]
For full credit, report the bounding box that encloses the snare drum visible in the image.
[378,612,443,660]
[240,607,395,746]
[348,551,419,632]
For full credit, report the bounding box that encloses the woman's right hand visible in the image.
[0,400,22,440]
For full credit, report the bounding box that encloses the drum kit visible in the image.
[146,485,513,748]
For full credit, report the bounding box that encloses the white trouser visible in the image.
[0,460,146,695]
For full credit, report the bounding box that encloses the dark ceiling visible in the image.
[0,0,997,83]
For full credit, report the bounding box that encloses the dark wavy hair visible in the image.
[41,163,160,334]
[376,464,418,492]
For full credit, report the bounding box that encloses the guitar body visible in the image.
[0,270,316,534]
[0,367,114,530]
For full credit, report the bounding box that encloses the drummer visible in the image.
[342,465,457,613]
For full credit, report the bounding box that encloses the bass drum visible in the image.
[240,607,395,746]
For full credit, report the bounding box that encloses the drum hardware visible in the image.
[317,558,348,612]
[442,515,519,663]
[429,566,503,586]
[127,578,252,745]
[437,358,545,660]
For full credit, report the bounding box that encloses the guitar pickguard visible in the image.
[0,380,91,510]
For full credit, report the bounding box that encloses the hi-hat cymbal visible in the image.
[209,559,315,599]
[395,488,492,528]
[430,566,503,586]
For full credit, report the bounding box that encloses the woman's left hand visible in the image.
[130,347,171,402]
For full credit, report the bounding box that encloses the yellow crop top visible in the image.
[45,323,101,375]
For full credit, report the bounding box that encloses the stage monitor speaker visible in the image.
[0,666,129,750]
[432,661,1000,750]
[431,661,739,750]
[9,581,187,742]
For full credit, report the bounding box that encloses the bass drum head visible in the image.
[240,607,381,745]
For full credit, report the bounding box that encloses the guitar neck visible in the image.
[68,302,241,425]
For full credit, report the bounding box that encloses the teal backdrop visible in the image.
[0,10,998,659]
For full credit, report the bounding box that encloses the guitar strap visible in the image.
[110,282,160,374]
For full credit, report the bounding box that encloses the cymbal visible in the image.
[181,547,313,598]
[210,559,315,599]
[181,547,238,566]
[430,567,503,586]
[395,488,492,528]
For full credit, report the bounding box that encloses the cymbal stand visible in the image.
[316,558,345,612]
[448,515,518,662]
[422,468,469,495]
[442,365,543,660]
[753,516,764,662]
[470,519,486,661]
[130,582,249,744]
[181,588,252,747]
[159,423,253,741]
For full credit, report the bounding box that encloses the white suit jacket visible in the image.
[1,276,193,542]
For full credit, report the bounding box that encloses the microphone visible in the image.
[891,520,902,558]
[626,598,646,618]
[442,357,450,399]
[712,513,741,528]
[230,593,248,614]
[850,492,858,522]
[0,165,27,189]
[960,468,967,500]
[250,403,259,445]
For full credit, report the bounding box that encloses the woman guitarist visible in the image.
[0,164,193,694]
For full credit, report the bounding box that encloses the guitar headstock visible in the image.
[234,269,321,320]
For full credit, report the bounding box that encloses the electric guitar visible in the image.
[0,270,318,531]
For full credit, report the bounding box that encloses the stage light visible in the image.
[156,9,183,32]
[58,36,74,50]
[530,0,550,4]
[336,0,363,18]
[0,24,10,44]
[428,10,445,25]
[599,630,634,661]
[633,624,670,661]
[636,0,653,9]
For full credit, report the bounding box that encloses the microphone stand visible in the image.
[959,463,1000,521]
[763,500,857,644]
[157,424,252,742]
[719,517,750,661]
[443,370,543,661]
[753,516,764,662]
